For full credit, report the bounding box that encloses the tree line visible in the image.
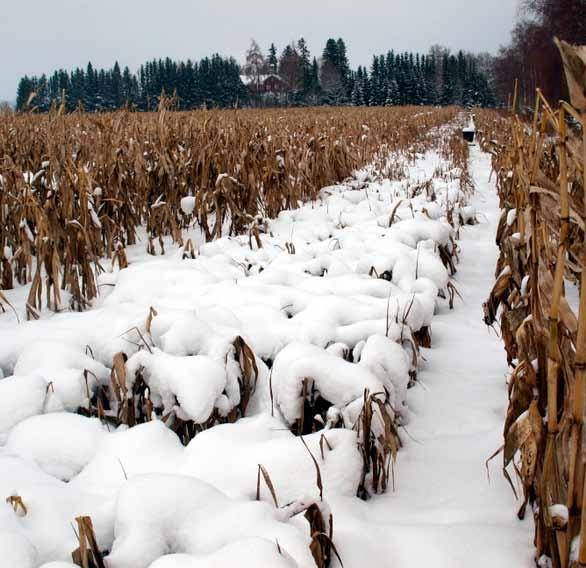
[16,56,246,112]
[352,49,493,107]
[492,0,586,109]
[15,37,495,112]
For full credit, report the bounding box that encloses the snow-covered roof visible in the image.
[240,73,282,86]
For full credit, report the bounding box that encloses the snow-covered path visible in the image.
[332,144,534,568]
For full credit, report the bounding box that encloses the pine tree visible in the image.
[351,67,367,106]
[47,71,60,105]
[336,38,350,97]
[95,69,107,110]
[370,56,382,106]
[320,39,342,102]
[16,76,33,110]
[455,50,467,105]
[84,62,97,111]
[297,38,312,95]
[111,62,122,109]
[267,43,278,74]
[385,78,399,106]
[441,54,455,105]
[322,39,339,68]
[121,66,135,108]
[35,75,50,112]
[307,57,320,104]
[425,54,438,105]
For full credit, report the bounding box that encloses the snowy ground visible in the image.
[327,144,535,567]
[0,128,534,567]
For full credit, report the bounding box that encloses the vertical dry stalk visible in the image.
[71,516,105,568]
[477,39,586,568]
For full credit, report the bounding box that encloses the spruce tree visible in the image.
[121,66,135,108]
[370,56,382,106]
[308,58,320,104]
[36,75,50,112]
[347,67,362,106]
[297,38,312,95]
[112,62,122,109]
[16,76,33,110]
[336,38,350,97]
[267,43,278,74]
[85,62,97,111]
[441,54,455,105]
[322,39,339,68]
[320,39,342,103]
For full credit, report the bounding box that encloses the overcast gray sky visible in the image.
[0,0,519,101]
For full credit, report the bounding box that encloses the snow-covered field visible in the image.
[0,122,532,567]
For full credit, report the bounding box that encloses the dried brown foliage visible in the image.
[0,105,459,317]
[477,41,586,567]
[72,516,105,568]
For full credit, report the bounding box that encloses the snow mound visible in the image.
[147,539,297,568]
[13,341,109,411]
[5,413,107,481]
[0,375,62,436]
[272,342,383,427]
[0,530,37,567]
[107,474,314,568]
[72,420,184,493]
[358,334,411,414]
[125,350,228,423]
[183,414,362,503]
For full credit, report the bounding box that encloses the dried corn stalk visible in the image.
[478,41,586,568]
[0,106,460,317]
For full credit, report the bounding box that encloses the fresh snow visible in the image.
[326,144,534,567]
[0,127,534,567]
[5,414,107,481]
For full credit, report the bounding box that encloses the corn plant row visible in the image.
[478,39,586,568]
[0,105,458,317]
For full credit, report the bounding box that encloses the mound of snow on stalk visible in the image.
[125,350,229,422]
[272,342,384,426]
[13,341,109,411]
[5,413,107,481]
[106,474,313,568]
[0,375,62,437]
[182,414,362,503]
[358,334,411,415]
